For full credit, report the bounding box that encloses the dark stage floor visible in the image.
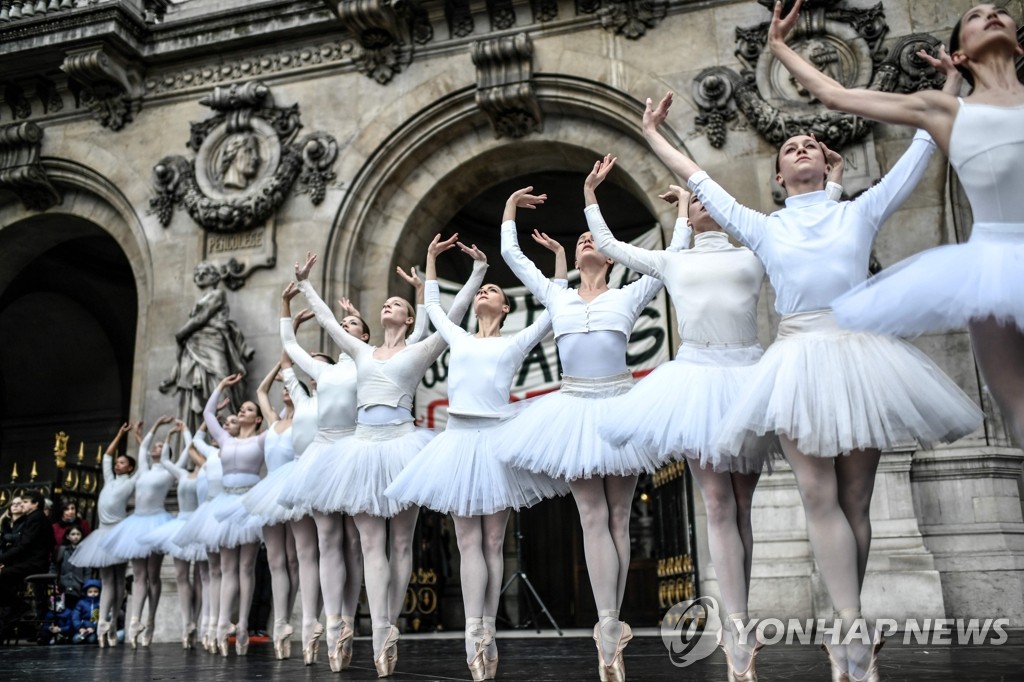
[2,630,1022,681]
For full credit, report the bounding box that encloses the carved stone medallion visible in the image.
[149,80,338,289]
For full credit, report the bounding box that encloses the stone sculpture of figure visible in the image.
[160,262,254,431]
[218,133,261,191]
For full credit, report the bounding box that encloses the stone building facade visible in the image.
[1,0,1021,640]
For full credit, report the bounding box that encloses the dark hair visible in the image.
[61,499,77,513]
[22,490,44,507]
[116,453,137,473]
[353,316,371,341]
[949,15,976,87]
[310,352,336,365]
[62,524,84,544]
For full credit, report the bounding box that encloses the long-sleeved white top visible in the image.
[501,215,686,377]
[687,130,936,314]
[132,433,175,515]
[161,432,200,514]
[590,213,765,347]
[281,368,318,454]
[98,452,141,526]
[282,320,358,432]
[264,423,296,472]
[297,260,487,417]
[204,387,265,488]
[424,279,559,418]
[192,432,223,503]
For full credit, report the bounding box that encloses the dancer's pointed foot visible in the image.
[339,618,355,670]
[127,619,145,650]
[594,621,632,682]
[97,621,111,649]
[273,620,293,660]
[235,629,250,656]
[373,624,400,678]
[303,621,325,665]
[326,616,344,673]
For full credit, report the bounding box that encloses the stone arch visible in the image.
[0,159,154,422]
[324,75,692,317]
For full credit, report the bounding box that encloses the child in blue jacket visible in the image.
[71,579,102,644]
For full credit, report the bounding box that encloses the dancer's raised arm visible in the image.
[500,188,564,304]
[394,266,429,343]
[204,374,242,446]
[294,252,369,360]
[256,359,284,425]
[768,0,963,146]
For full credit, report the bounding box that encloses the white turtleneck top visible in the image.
[424,279,560,418]
[590,213,764,348]
[204,387,265,488]
[97,452,141,527]
[297,260,487,420]
[687,130,936,314]
[281,319,358,433]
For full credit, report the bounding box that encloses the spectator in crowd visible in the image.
[71,579,102,644]
[0,491,57,621]
[53,501,92,547]
[38,593,74,645]
[56,526,92,608]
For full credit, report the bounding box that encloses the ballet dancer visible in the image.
[494,177,688,680]
[384,230,570,680]
[202,375,267,656]
[140,423,208,648]
[103,416,178,648]
[641,63,982,680]
[769,0,1024,449]
[68,422,140,647]
[287,238,486,676]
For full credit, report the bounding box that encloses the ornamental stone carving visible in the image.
[60,44,144,131]
[471,33,542,139]
[326,0,422,85]
[0,121,62,212]
[599,0,667,41]
[149,80,338,289]
[693,0,945,150]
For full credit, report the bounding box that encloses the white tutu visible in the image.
[716,310,984,458]
[206,490,264,547]
[100,511,174,560]
[238,460,311,526]
[384,414,570,516]
[68,525,127,568]
[832,223,1024,336]
[282,422,434,517]
[174,492,262,550]
[490,372,664,480]
[600,345,772,475]
[140,514,208,562]
[277,428,354,514]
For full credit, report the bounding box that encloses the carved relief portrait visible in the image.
[194,118,281,202]
[218,133,262,190]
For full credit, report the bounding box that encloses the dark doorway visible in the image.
[0,220,137,504]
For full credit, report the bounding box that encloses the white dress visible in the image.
[69,450,141,568]
[489,212,682,480]
[688,130,983,457]
[173,439,226,552]
[594,215,771,474]
[227,421,299,526]
[140,432,208,562]
[384,280,571,516]
[102,440,176,560]
[281,263,486,517]
[832,100,1024,334]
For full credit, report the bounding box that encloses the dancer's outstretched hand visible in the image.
[768,0,803,48]
[427,233,460,260]
[293,308,315,331]
[282,282,300,302]
[507,187,547,210]
[585,155,617,193]
[457,242,487,263]
[643,92,673,134]
[295,252,317,281]
[396,265,423,289]
[219,372,244,389]
[337,296,362,318]
[658,184,689,205]
[531,229,563,254]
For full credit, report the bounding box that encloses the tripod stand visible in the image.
[499,511,563,635]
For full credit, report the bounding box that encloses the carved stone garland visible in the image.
[471,33,543,139]
[692,0,944,150]
[149,81,338,289]
[0,121,62,212]
[600,0,668,41]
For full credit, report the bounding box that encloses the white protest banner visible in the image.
[415,226,674,430]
